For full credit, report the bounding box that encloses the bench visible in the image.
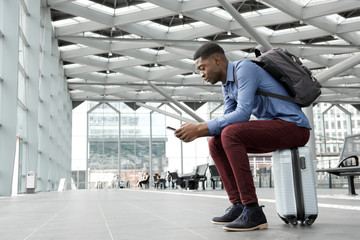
[209,165,223,189]
[316,134,360,195]
[180,163,209,190]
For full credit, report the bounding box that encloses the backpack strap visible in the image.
[233,67,238,87]
[256,90,299,104]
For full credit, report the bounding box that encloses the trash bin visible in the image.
[26,171,37,193]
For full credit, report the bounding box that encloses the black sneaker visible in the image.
[211,203,243,225]
[223,205,268,231]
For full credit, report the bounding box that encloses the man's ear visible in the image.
[213,56,221,66]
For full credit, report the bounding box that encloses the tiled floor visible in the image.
[0,187,359,240]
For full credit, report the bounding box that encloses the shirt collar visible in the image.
[223,61,234,86]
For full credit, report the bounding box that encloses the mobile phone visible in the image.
[166,126,176,131]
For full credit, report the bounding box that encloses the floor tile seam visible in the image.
[122,199,210,239]
[97,201,114,240]
[23,204,70,240]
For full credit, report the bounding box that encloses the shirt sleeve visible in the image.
[207,60,259,136]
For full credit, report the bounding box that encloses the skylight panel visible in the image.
[182,58,195,64]
[272,27,298,35]
[74,0,113,15]
[342,16,360,24]
[326,14,345,24]
[272,25,315,36]
[88,55,109,62]
[53,17,88,28]
[109,56,134,63]
[59,44,82,51]
[115,2,157,15]
[289,0,337,7]
[320,52,357,61]
[257,7,279,15]
[115,34,142,39]
[219,36,252,42]
[67,78,84,83]
[138,21,168,32]
[241,11,261,18]
[83,31,108,38]
[169,21,207,33]
[63,63,83,69]
[203,7,232,21]
[138,48,167,55]
[168,24,194,33]
[89,4,113,15]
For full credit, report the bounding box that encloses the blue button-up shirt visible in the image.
[206,60,311,136]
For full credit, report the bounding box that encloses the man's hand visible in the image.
[174,122,209,142]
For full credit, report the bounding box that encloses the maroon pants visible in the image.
[209,119,310,205]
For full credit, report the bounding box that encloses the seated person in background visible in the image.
[166,171,172,188]
[138,172,149,189]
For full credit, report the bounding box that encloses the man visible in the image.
[174,42,310,231]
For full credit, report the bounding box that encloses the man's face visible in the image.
[195,55,221,85]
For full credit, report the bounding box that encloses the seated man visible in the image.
[174,42,310,231]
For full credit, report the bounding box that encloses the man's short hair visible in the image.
[193,42,225,60]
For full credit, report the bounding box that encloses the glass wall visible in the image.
[0,0,72,196]
[86,102,166,189]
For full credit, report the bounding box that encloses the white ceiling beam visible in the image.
[51,2,113,26]
[68,73,142,83]
[54,0,240,36]
[302,0,360,20]
[218,0,272,50]
[61,47,104,59]
[65,56,108,69]
[47,0,74,7]
[148,68,185,81]
[65,65,104,76]
[136,102,198,123]
[70,91,103,99]
[113,5,173,27]
[59,36,110,50]
[316,53,360,83]
[264,0,360,46]
[56,21,107,36]
[322,76,360,87]
[147,81,204,122]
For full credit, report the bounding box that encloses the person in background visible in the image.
[174,42,310,231]
[137,172,149,189]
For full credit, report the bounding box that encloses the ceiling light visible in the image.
[179,13,183,19]
[227,31,231,36]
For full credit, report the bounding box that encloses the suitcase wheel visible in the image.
[288,219,298,227]
[305,218,315,226]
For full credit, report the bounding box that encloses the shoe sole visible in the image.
[223,223,268,231]
[211,220,230,225]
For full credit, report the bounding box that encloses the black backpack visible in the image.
[251,45,322,107]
